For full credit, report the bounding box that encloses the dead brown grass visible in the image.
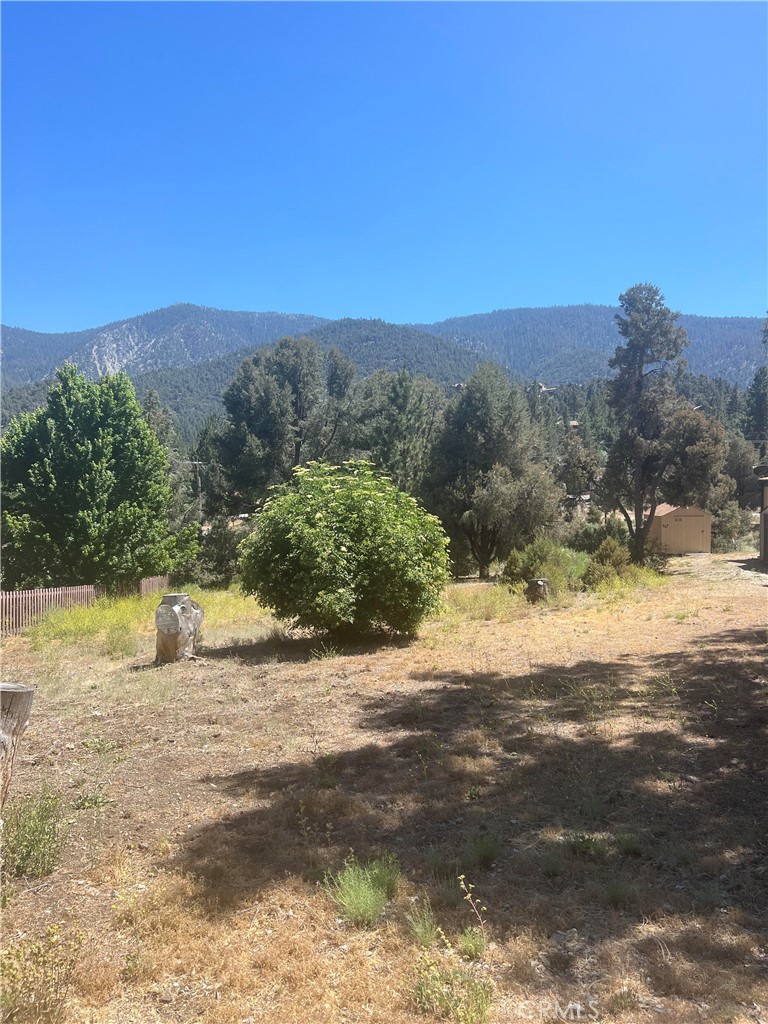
[2,553,767,1024]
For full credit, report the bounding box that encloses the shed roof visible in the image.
[653,504,709,518]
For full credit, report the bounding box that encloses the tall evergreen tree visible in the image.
[217,337,356,511]
[743,366,768,458]
[141,388,200,531]
[351,369,446,494]
[601,285,726,561]
[557,431,603,497]
[724,432,762,509]
[426,363,562,577]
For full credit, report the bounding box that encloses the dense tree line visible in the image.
[189,289,762,575]
[3,286,765,590]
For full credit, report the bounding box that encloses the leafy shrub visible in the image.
[591,537,631,572]
[2,785,65,879]
[711,501,755,553]
[191,515,246,589]
[583,537,632,590]
[239,461,449,635]
[502,538,588,596]
[324,853,401,926]
[568,517,630,554]
[582,562,619,590]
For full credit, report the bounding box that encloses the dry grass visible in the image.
[2,553,767,1023]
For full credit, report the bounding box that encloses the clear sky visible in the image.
[2,1,766,333]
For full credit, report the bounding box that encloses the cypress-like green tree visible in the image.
[351,369,446,494]
[426,363,562,577]
[1,365,184,590]
[217,337,356,511]
[140,388,200,531]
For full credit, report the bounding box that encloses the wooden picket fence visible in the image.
[0,576,170,637]
[139,575,170,598]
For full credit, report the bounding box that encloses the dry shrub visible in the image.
[115,872,190,937]
[442,582,524,622]
[70,941,121,1005]
[498,932,542,987]
[452,729,488,756]
[638,929,754,1003]
[672,925,756,964]
[412,951,493,1022]
[0,926,82,1024]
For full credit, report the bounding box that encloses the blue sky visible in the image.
[2,1,766,332]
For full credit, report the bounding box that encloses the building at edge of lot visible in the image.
[647,505,712,555]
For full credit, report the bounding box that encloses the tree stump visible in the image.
[155,594,204,664]
[525,578,550,603]
[1,683,34,806]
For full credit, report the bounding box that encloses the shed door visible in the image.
[680,516,707,553]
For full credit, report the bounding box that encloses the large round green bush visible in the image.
[239,461,449,635]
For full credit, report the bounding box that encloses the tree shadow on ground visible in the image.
[166,624,767,953]
[198,631,413,666]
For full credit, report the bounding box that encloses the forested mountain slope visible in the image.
[3,302,762,442]
[304,319,479,381]
[2,318,479,444]
[417,306,763,385]
[4,302,761,392]
[2,304,329,387]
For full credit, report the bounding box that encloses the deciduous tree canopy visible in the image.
[1,365,186,589]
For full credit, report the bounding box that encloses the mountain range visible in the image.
[2,302,762,443]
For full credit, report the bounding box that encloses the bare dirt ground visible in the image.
[2,553,767,1024]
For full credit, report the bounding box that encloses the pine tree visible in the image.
[601,285,727,561]
[351,369,446,494]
